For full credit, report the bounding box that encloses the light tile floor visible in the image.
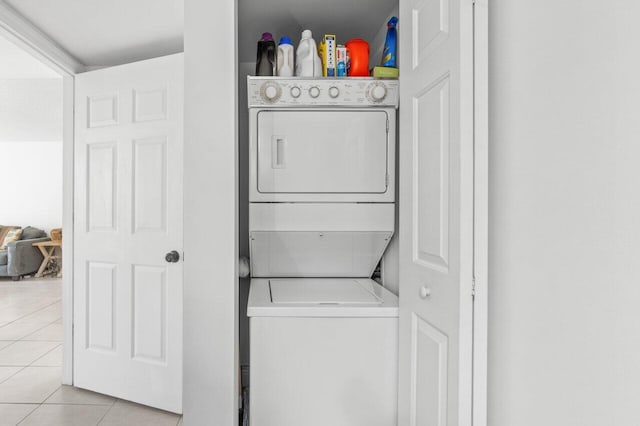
[0,278,183,425]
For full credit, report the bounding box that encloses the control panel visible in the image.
[248,77,399,107]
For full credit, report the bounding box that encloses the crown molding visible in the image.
[0,1,85,75]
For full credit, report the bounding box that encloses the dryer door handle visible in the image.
[272,136,286,169]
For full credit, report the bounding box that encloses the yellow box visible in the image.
[318,34,337,77]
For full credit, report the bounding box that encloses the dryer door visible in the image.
[253,109,393,202]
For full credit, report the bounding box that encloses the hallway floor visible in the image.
[0,278,183,426]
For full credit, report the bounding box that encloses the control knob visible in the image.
[369,83,387,102]
[328,86,340,98]
[260,82,282,102]
[290,86,301,98]
[309,86,320,98]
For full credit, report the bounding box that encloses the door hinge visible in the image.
[385,174,390,186]
[386,118,389,133]
[471,278,476,299]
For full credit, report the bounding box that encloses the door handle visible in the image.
[419,286,432,299]
[271,136,286,169]
[165,250,180,263]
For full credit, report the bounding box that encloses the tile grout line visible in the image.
[0,340,20,354]
[0,364,27,385]
[0,402,40,405]
[96,397,119,425]
[0,298,62,328]
[20,317,64,340]
[0,317,61,344]
[0,279,64,425]
[40,384,63,405]
[40,402,117,406]
[0,298,63,370]
[0,340,61,368]
[26,342,63,367]
[14,402,40,426]
[15,383,65,425]
[0,282,63,425]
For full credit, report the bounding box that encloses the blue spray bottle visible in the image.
[381,17,398,68]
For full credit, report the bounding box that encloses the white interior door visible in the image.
[73,54,183,413]
[398,0,475,425]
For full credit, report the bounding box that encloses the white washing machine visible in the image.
[247,77,399,426]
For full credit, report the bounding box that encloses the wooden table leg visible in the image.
[36,246,52,278]
[57,246,62,278]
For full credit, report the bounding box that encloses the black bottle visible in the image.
[256,32,276,76]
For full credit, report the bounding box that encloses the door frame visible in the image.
[0,3,84,386]
[473,0,489,425]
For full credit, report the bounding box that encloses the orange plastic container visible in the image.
[345,38,369,76]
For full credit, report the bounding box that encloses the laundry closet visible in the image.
[228,0,482,424]
[237,0,400,424]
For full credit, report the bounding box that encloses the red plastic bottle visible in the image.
[345,38,369,77]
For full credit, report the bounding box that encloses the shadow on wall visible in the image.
[238,62,254,369]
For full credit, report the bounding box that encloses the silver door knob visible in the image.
[419,286,432,299]
[165,250,180,263]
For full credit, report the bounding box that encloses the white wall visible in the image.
[0,79,62,140]
[489,2,640,425]
[0,78,62,231]
[183,1,238,424]
[0,141,62,231]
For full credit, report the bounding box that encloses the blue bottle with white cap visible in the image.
[277,36,294,77]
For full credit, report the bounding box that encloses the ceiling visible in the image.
[238,0,398,62]
[3,0,396,67]
[4,0,183,67]
[0,35,60,78]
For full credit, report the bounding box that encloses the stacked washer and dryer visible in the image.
[246,77,399,426]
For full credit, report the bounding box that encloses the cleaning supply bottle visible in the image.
[295,30,322,77]
[345,38,370,76]
[276,37,294,77]
[381,17,398,67]
[256,32,276,76]
[336,45,347,77]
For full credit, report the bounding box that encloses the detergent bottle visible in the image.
[256,32,276,76]
[276,37,294,77]
[345,38,369,76]
[295,30,322,77]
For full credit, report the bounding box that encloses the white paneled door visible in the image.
[398,0,475,425]
[74,54,183,413]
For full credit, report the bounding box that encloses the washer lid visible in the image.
[248,278,398,317]
[269,279,383,305]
